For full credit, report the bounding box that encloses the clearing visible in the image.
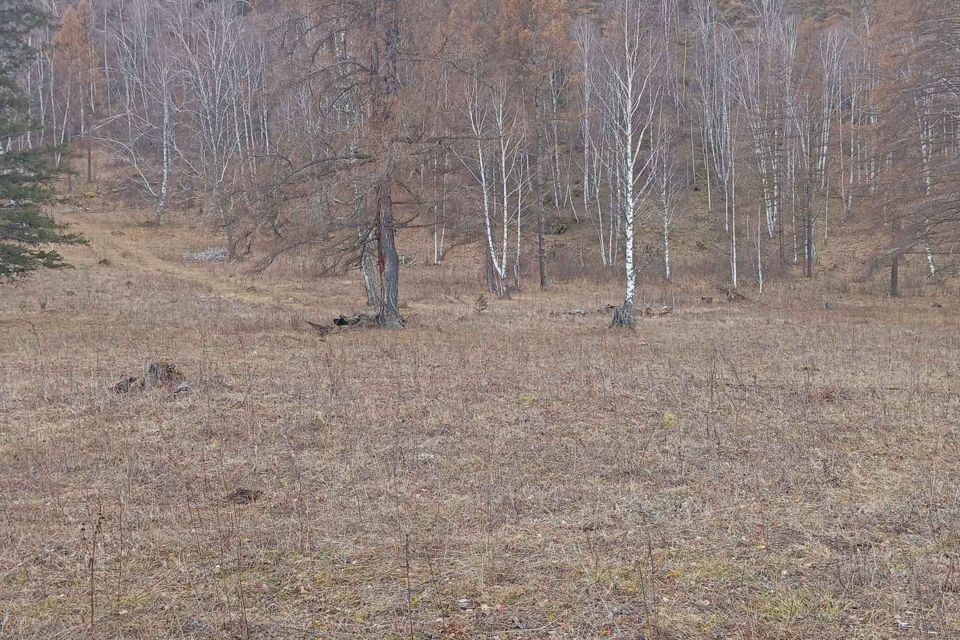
[1,203,959,639]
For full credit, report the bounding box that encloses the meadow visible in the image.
[1,203,959,639]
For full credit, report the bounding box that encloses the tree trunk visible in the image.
[155,93,170,225]
[360,228,380,307]
[662,213,671,281]
[890,253,900,298]
[375,163,402,327]
[778,206,785,269]
[368,0,403,327]
[803,172,814,278]
[611,301,635,329]
[890,207,902,297]
[485,251,503,297]
[536,127,547,289]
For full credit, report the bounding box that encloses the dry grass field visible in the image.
[2,201,959,639]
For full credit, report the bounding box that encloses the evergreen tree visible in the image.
[1,0,84,280]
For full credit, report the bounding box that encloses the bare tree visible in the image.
[16,0,960,307]
[458,78,526,298]
[737,0,797,268]
[694,3,741,287]
[817,27,847,245]
[599,0,661,328]
[99,0,177,224]
[166,0,269,257]
[652,108,683,281]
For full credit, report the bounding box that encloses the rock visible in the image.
[181,619,214,637]
[184,247,228,262]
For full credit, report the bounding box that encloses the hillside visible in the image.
[1,190,958,639]
[3,0,960,636]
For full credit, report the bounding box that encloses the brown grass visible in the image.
[1,199,959,639]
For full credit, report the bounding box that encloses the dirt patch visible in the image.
[225,488,264,505]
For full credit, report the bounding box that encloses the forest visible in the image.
[2,1,960,639]
[8,0,960,321]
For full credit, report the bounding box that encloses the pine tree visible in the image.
[1,0,84,280]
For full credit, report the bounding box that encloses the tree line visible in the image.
[5,0,960,326]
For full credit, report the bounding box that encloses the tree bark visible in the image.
[536,125,547,289]
[778,205,785,269]
[375,162,402,326]
[612,301,635,329]
[369,0,403,327]
[889,253,900,298]
[360,227,380,307]
[890,206,902,298]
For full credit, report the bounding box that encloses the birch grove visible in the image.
[8,0,960,316]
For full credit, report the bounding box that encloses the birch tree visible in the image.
[460,79,502,296]
[652,109,683,281]
[694,3,741,287]
[817,27,847,245]
[165,0,270,258]
[738,0,797,267]
[458,78,525,298]
[100,0,177,224]
[599,0,660,328]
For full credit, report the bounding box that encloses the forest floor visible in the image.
[1,197,959,639]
